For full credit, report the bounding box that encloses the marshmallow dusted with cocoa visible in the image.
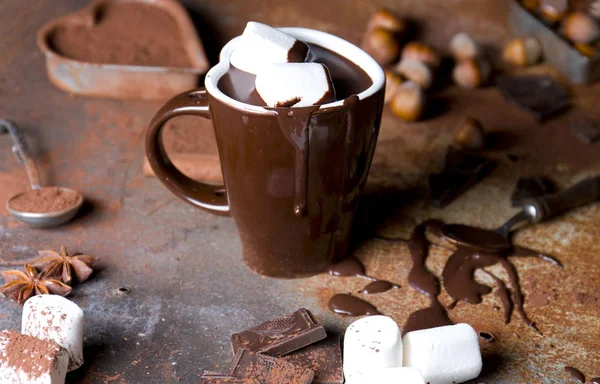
[343,316,403,381]
[255,63,335,107]
[22,295,84,371]
[347,367,425,384]
[230,21,309,75]
[0,330,69,384]
[403,323,482,384]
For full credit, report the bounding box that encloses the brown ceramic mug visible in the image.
[146,28,385,277]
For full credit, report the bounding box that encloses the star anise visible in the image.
[33,246,98,285]
[0,264,72,305]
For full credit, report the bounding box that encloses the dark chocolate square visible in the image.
[570,117,600,144]
[497,75,571,122]
[227,349,315,384]
[510,176,556,207]
[231,308,327,357]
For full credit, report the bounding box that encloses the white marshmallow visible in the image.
[22,295,84,371]
[343,316,403,382]
[230,21,309,75]
[346,367,425,384]
[0,330,69,384]
[403,323,482,384]
[255,63,335,107]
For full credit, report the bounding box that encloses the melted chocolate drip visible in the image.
[327,257,368,278]
[403,221,453,334]
[565,366,586,383]
[359,280,398,294]
[327,294,381,316]
[274,107,320,216]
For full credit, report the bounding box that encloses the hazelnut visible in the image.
[395,58,434,90]
[454,118,486,150]
[452,58,491,89]
[450,32,480,61]
[390,82,426,122]
[368,8,406,36]
[384,70,404,103]
[503,37,543,67]
[539,0,569,23]
[562,12,600,44]
[401,42,441,68]
[521,0,540,12]
[575,42,597,57]
[591,0,600,20]
[363,27,401,66]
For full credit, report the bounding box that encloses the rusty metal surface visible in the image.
[509,0,600,85]
[0,0,598,383]
[37,0,209,99]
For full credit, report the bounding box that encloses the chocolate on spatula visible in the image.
[231,308,326,357]
[282,333,343,384]
[429,150,497,208]
[227,348,315,384]
[496,75,570,122]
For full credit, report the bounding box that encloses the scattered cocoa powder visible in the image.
[8,187,81,214]
[48,2,192,68]
[0,330,64,379]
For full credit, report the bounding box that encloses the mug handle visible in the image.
[145,88,230,216]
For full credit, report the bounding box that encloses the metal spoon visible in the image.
[441,176,600,252]
[1,119,83,228]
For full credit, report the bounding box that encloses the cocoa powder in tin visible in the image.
[8,187,81,214]
[49,2,192,68]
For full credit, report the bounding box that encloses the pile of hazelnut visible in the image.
[362,8,548,124]
[521,0,600,57]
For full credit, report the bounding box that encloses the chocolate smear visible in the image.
[228,349,314,384]
[403,221,454,334]
[511,176,556,207]
[230,308,326,357]
[429,150,497,208]
[359,280,398,294]
[565,366,586,383]
[496,75,571,122]
[283,333,343,384]
[327,257,368,278]
[482,269,514,324]
[327,294,381,316]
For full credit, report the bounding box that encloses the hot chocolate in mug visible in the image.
[146,27,385,277]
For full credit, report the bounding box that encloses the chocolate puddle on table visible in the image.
[326,217,563,335]
[565,366,586,383]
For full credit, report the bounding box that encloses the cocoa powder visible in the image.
[0,330,64,379]
[49,2,192,68]
[8,187,81,214]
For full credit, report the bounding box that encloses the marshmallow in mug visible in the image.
[230,21,309,75]
[403,323,482,384]
[255,63,336,107]
[343,316,403,381]
[22,295,84,371]
[0,330,69,384]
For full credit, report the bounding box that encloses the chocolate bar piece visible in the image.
[570,117,600,144]
[429,150,497,208]
[282,333,343,384]
[231,308,326,357]
[228,348,315,384]
[511,176,555,207]
[497,75,570,122]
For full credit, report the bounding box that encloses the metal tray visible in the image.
[36,0,209,99]
[509,0,600,84]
